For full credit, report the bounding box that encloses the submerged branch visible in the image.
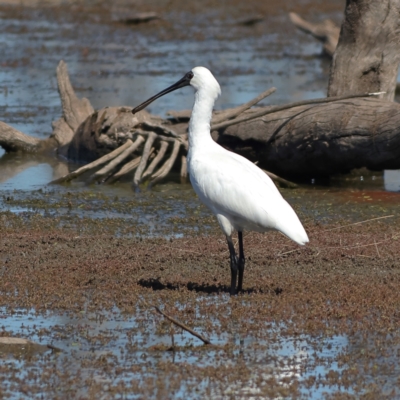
[263,169,298,189]
[89,136,145,182]
[107,156,142,183]
[50,139,134,184]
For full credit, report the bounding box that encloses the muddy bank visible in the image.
[2,216,400,333]
[1,205,400,398]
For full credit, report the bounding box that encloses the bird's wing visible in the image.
[190,150,283,229]
[190,150,309,244]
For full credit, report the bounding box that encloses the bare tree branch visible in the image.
[211,92,383,131]
[212,87,276,124]
[106,156,142,183]
[289,12,339,57]
[150,139,181,185]
[0,121,46,153]
[133,132,157,187]
[142,140,169,179]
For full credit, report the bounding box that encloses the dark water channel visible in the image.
[1,1,400,398]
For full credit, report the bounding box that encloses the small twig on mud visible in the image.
[321,215,394,232]
[277,248,302,257]
[141,299,211,345]
[374,239,381,258]
[322,238,392,250]
[170,324,175,350]
[152,304,211,345]
[47,343,63,353]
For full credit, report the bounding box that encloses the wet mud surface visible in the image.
[2,181,400,398]
[2,0,400,398]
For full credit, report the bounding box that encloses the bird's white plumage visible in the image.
[186,66,309,246]
[131,65,309,293]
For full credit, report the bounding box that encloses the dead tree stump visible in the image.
[328,0,400,101]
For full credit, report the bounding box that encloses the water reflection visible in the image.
[0,307,348,399]
[0,153,69,190]
[3,306,398,398]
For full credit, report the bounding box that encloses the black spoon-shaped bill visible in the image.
[131,71,194,114]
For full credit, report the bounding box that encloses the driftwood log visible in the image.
[0,60,398,185]
[221,97,400,177]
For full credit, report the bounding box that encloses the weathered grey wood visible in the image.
[133,132,157,186]
[51,118,74,158]
[50,139,134,184]
[289,12,339,57]
[142,140,169,179]
[0,121,52,153]
[211,93,381,131]
[107,156,142,183]
[212,87,276,124]
[67,107,147,162]
[328,0,400,101]
[221,98,400,177]
[56,60,94,132]
[90,136,145,181]
[150,139,181,185]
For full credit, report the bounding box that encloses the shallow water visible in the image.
[2,304,400,398]
[0,306,349,399]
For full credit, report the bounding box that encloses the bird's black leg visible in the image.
[227,237,238,295]
[237,231,245,292]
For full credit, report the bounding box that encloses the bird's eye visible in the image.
[186,71,194,80]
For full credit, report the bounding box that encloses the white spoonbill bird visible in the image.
[132,67,309,295]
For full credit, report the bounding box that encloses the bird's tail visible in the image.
[275,201,309,245]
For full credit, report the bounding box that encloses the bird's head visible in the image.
[131,66,221,114]
[190,66,221,99]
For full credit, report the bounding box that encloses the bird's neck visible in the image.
[188,90,215,149]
